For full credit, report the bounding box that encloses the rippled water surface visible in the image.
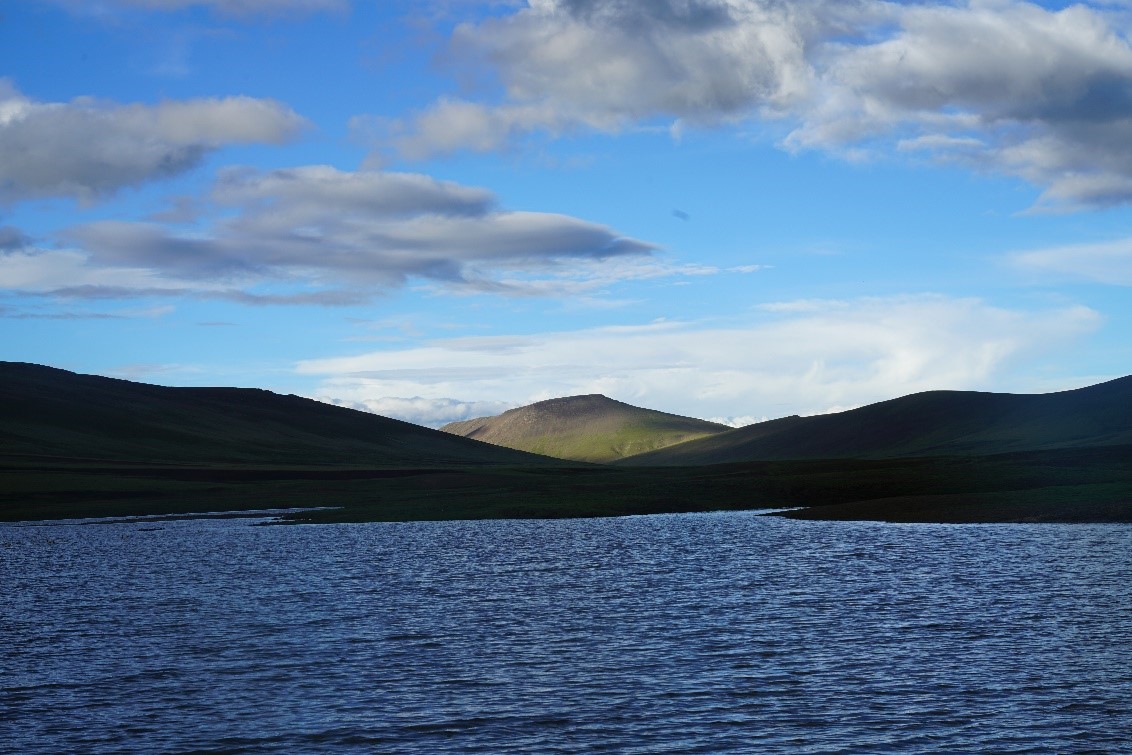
[2,513,1130,753]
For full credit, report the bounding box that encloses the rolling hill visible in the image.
[440,394,730,462]
[617,376,1132,466]
[0,361,552,468]
[3,363,1129,525]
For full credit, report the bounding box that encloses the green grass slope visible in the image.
[0,361,553,468]
[618,375,1132,466]
[440,394,729,462]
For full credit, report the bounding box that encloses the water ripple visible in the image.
[2,514,1130,753]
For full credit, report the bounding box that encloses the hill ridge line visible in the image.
[441,393,729,463]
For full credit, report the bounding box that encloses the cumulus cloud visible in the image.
[792,1,1132,210]
[382,1,1132,209]
[379,0,832,158]
[317,395,514,428]
[296,294,1102,422]
[0,80,305,203]
[3,164,656,303]
[1011,236,1132,285]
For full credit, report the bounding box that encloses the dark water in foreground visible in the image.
[2,513,1130,754]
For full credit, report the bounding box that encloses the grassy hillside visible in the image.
[618,376,1132,466]
[440,394,729,462]
[2,363,1128,524]
[0,361,552,468]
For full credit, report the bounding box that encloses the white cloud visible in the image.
[384,1,1132,209]
[4,164,657,303]
[355,100,574,161]
[0,249,173,291]
[297,294,1103,422]
[1011,237,1132,285]
[708,414,766,427]
[793,1,1132,210]
[0,80,305,204]
[424,256,731,299]
[0,303,174,321]
[376,0,833,159]
[316,395,514,428]
[211,164,497,217]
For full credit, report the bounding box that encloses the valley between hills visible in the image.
[2,361,1130,524]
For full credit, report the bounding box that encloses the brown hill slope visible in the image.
[441,394,729,462]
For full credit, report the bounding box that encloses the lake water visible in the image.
[2,512,1130,753]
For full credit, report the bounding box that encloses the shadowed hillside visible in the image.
[0,362,552,468]
[618,376,1132,466]
[440,394,729,462]
[2,363,1129,525]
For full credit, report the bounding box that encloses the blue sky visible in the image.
[3,0,1131,427]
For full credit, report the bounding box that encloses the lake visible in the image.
[2,512,1130,753]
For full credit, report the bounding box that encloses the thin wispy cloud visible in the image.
[0,303,173,320]
[1011,237,1132,285]
[298,294,1102,423]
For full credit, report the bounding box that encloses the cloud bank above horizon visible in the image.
[297,295,1103,427]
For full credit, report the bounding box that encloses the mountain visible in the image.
[0,361,552,468]
[617,376,1132,466]
[440,394,729,463]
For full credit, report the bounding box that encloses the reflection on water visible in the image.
[2,513,1130,753]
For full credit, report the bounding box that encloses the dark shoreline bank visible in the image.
[5,450,1130,525]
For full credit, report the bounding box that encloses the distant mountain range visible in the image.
[440,394,728,463]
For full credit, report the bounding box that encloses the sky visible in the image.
[2,0,1132,428]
